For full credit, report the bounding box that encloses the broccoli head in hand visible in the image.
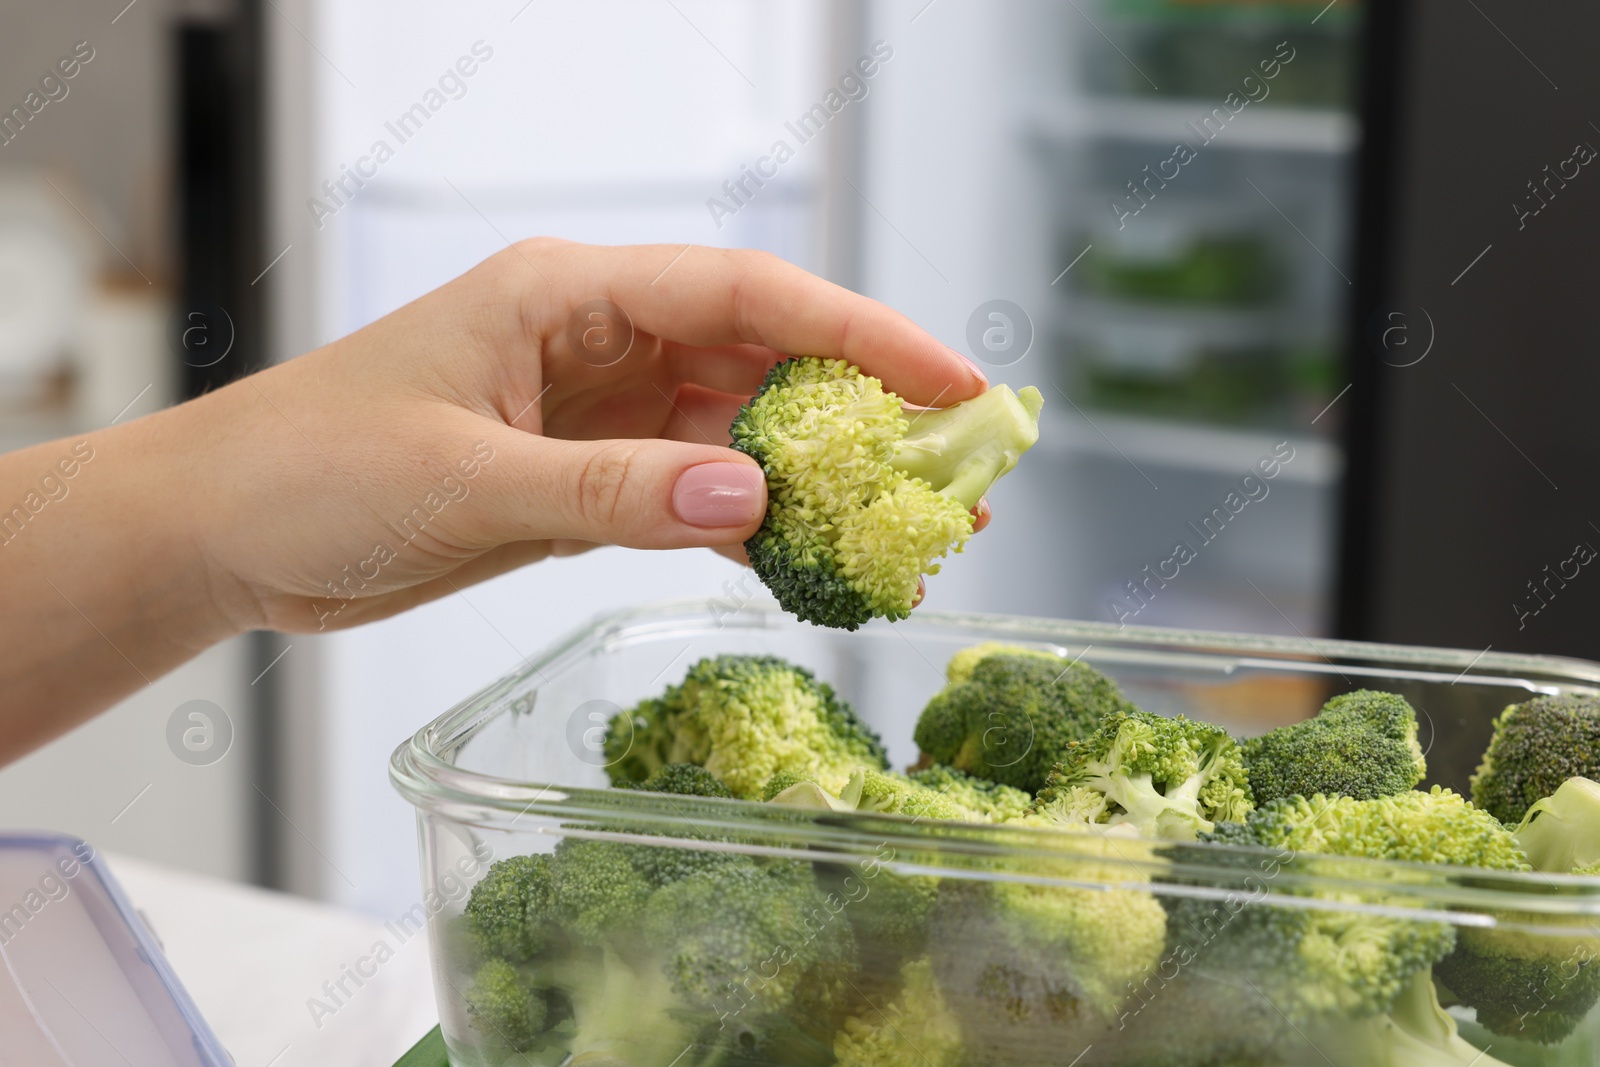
[731,357,1042,629]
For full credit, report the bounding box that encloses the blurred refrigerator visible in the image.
[853,0,1362,638]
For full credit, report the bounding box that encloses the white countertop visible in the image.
[108,853,439,1067]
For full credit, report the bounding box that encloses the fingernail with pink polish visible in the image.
[956,349,989,386]
[673,463,766,528]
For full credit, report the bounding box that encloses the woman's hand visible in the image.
[0,239,988,757]
[192,240,989,634]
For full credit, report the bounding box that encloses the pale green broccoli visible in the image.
[1309,968,1515,1066]
[906,764,1034,822]
[730,357,1042,629]
[1034,709,1254,841]
[1514,775,1600,874]
[942,641,1064,685]
[1243,689,1426,806]
[914,651,1138,794]
[1245,787,1528,869]
[763,766,975,822]
[1471,694,1600,824]
[604,654,888,799]
[833,957,963,1067]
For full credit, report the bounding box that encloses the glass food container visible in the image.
[391,599,1600,1067]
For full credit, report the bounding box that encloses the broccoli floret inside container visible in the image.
[1243,689,1427,806]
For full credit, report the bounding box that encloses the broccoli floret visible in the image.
[617,762,735,798]
[1036,709,1254,841]
[1166,789,1528,1027]
[605,654,888,798]
[914,652,1137,794]
[461,958,550,1051]
[833,957,963,1067]
[643,860,859,1027]
[1435,777,1600,1044]
[1085,968,1298,1066]
[1435,922,1600,1045]
[730,357,1042,629]
[461,846,694,1062]
[942,641,1064,685]
[1243,689,1426,806]
[1307,968,1515,1066]
[906,764,1034,822]
[764,766,975,822]
[463,853,557,963]
[761,769,965,976]
[1513,775,1600,875]
[550,837,653,941]
[926,847,1168,1061]
[1245,788,1528,869]
[1471,694,1600,824]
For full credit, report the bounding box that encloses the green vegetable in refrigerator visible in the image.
[1076,236,1279,306]
[730,357,1042,630]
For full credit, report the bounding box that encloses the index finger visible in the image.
[538,240,989,407]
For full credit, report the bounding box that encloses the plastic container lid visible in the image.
[0,832,231,1066]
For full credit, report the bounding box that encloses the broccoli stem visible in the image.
[893,385,1043,510]
[548,946,699,1067]
[1091,768,1208,840]
[1315,970,1514,1066]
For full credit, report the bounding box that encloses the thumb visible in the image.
[484,428,767,549]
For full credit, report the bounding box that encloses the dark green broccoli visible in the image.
[1470,694,1600,825]
[461,837,858,1063]
[1034,709,1254,841]
[617,762,735,798]
[730,357,1042,629]
[1165,789,1528,1027]
[460,842,697,1063]
[462,853,555,963]
[605,654,888,799]
[461,959,551,1051]
[913,651,1137,794]
[1082,967,1298,1066]
[1435,777,1600,1044]
[643,859,860,1032]
[906,764,1033,823]
[1243,689,1426,806]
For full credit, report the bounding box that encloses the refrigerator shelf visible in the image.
[1040,407,1342,483]
[1030,97,1357,154]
